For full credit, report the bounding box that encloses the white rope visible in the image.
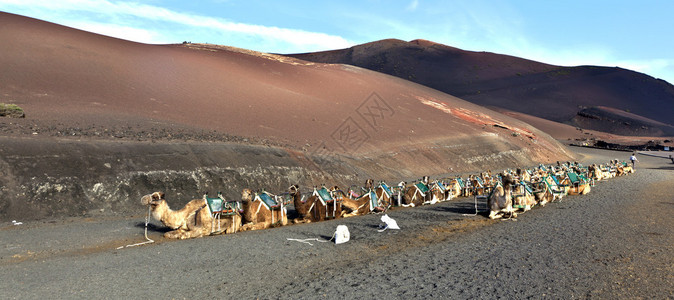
[117,205,155,249]
[286,237,329,246]
[463,195,482,216]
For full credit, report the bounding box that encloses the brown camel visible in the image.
[141,191,241,239]
[373,182,394,210]
[240,189,288,231]
[516,168,531,182]
[288,185,342,223]
[332,186,381,217]
[401,177,431,207]
[443,178,462,200]
[532,182,553,207]
[469,175,489,196]
[589,164,604,181]
[487,175,517,219]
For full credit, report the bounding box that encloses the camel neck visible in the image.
[292,192,309,216]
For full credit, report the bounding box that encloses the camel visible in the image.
[543,175,568,199]
[469,175,489,196]
[332,186,380,217]
[516,168,531,182]
[563,172,591,196]
[288,185,342,223]
[622,165,634,175]
[589,164,604,181]
[141,191,241,239]
[616,161,634,175]
[443,178,462,199]
[240,189,288,231]
[401,177,431,207]
[373,182,394,210]
[532,181,553,207]
[386,181,407,207]
[487,175,517,219]
[511,181,537,212]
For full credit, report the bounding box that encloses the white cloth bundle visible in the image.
[378,214,400,232]
[334,225,350,244]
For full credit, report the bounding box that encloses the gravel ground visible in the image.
[1,148,672,299]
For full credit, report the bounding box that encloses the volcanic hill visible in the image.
[289,39,674,137]
[0,12,571,221]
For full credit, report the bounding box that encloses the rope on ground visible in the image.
[287,229,338,246]
[286,238,330,246]
[463,195,483,216]
[117,205,155,249]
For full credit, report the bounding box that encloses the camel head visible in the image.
[329,186,350,199]
[241,189,254,202]
[288,184,300,196]
[501,173,515,189]
[141,191,165,207]
[364,179,374,190]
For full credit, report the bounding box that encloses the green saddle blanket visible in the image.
[415,182,429,194]
[567,172,583,184]
[315,188,336,203]
[258,192,282,210]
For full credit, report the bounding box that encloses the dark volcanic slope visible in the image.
[289,39,674,135]
[573,106,674,136]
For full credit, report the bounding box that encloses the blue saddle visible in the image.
[379,183,392,197]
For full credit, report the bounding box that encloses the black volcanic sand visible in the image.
[1,148,672,299]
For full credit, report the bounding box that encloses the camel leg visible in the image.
[292,218,311,224]
[164,229,184,239]
[581,186,591,195]
[165,229,205,239]
[241,222,270,231]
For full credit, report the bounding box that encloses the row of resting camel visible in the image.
[140,160,633,239]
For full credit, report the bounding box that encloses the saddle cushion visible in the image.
[205,197,239,215]
[415,182,429,194]
[315,188,335,204]
[434,181,447,192]
[567,172,581,184]
[205,197,223,214]
[369,191,378,210]
[258,192,281,210]
[379,183,392,197]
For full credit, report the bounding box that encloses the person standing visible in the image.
[630,153,638,168]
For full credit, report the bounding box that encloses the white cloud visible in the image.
[68,21,169,44]
[0,0,353,52]
[406,0,419,11]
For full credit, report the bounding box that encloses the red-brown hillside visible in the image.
[0,12,572,176]
[289,39,674,136]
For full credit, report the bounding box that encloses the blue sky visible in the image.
[2,0,673,83]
